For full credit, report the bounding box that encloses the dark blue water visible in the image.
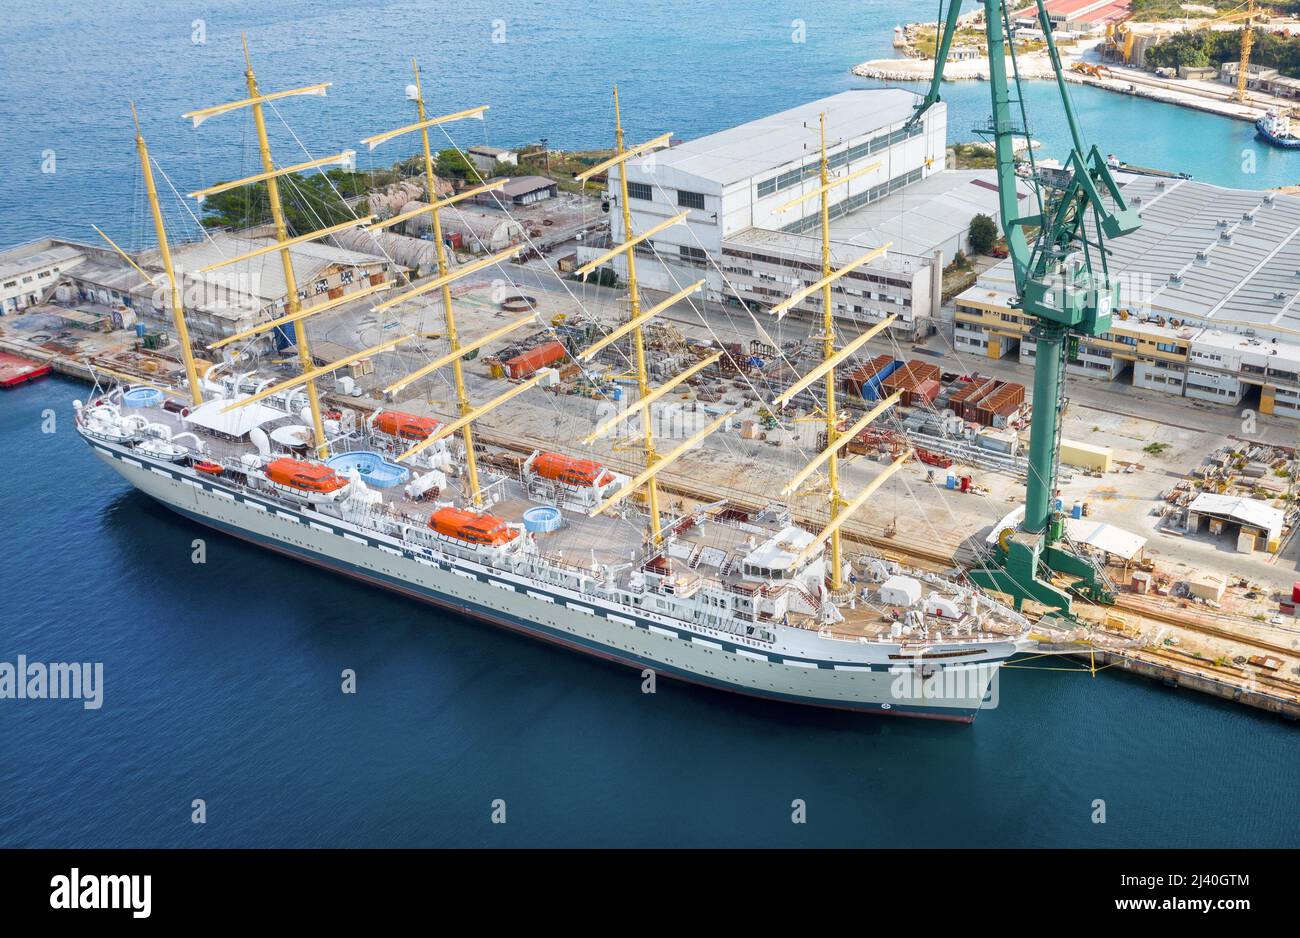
[3,380,1297,848]
[1,2,1298,847]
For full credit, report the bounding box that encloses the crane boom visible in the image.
[913,0,1142,614]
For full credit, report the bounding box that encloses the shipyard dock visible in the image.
[6,271,1300,721]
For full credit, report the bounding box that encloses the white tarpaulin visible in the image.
[183,397,287,437]
[1063,517,1147,561]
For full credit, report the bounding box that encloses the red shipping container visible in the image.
[882,360,939,401]
[506,340,567,379]
[907,378,940,407]
[960,379,1002,422]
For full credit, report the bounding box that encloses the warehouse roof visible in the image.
[493,176,557,198]
[827,170,1030,257]
[151,234,387,306]
[0,242,85,281]
[627,89,928,187]
[725,169,1029,269]
[1188,493,1284,541]
[967,173,1300,338]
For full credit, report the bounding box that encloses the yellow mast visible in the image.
[240,37,329,458]
[764,120,902,590]
[410,59,485,507]
[816,114,847,591]
[132,103,204,405]
[611,86,664,543]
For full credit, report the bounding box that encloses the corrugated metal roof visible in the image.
[969,173,1300,336]
[627,89,927,187]
[0,243,84,281]
[157,233,387,305]
[1188,493,1284,540]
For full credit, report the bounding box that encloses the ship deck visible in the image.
[95,392,1020,646]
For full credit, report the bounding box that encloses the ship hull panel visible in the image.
[90,442,1003,722]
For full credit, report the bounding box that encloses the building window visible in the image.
[340,269,355,285]
[314,278,328,294]
[627,181,653,201]
[677,189,706,210]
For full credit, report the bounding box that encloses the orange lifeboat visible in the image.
[429,506,518,548]
[374,410,441,442]
[193,460,224,476]
[265,458,349,494]
[530,452,615,488]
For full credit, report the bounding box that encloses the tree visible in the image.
[968,213,998,255]
[199,169,369,232]
[435,148,484,184]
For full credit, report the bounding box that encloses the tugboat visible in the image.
[1256,109,1300,149]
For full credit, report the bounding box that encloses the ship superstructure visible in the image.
[75,48,1043,722]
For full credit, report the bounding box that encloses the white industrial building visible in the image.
[0,241,87,314]
[597,89,999,341]
[954,173,1300,418]
[0,232,398,346]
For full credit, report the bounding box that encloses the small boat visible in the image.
[1256,109,1300,149]
[0,350,52,388]
[193,460,224,476]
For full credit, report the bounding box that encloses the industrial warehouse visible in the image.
[954,173,1300,418]
[598,89,1019,342]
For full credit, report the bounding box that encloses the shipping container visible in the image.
[907,377,941,407]
[843,354,899,400]
[881,360,940,405]
[974,382,1025,427]
[951,377,1000,422]
[505,340,567,379]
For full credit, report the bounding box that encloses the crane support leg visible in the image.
[1024,324,1064,536]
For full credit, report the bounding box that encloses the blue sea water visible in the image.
[0,0,1295,253]
[1,2,1298,848]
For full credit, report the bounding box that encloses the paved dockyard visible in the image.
[6,259,1300,720]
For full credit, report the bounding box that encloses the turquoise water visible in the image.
[1,2,1298,848]
[327,450,410,488]
[0,0,1294,254]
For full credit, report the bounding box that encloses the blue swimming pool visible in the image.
[326,450,410,489]
[121,386,164,408]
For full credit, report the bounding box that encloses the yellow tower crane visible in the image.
[1205,0,1273,104]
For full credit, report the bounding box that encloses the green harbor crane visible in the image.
[910,0,1143,614]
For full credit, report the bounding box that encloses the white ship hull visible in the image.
[85,433,1016,722]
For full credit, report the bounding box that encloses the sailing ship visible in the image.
[76,43,1040,722]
